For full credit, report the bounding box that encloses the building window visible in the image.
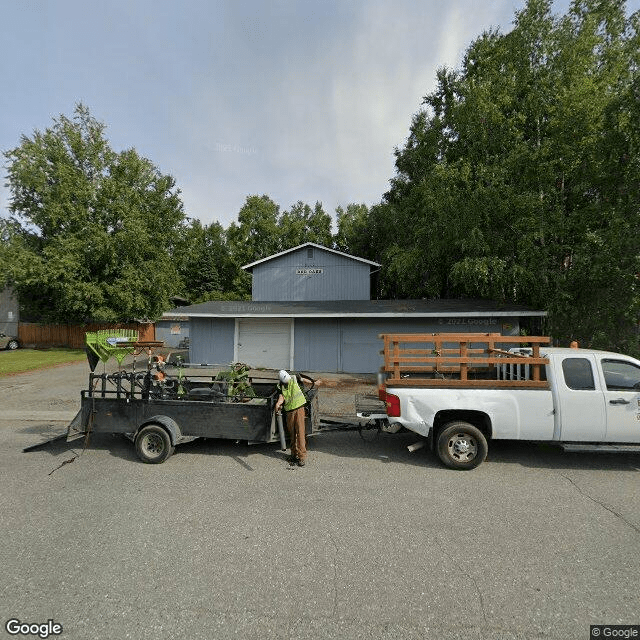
[307,247,313,259]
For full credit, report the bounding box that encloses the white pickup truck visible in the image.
[374,333,640,470]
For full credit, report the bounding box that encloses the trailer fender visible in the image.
[138,415,182,446]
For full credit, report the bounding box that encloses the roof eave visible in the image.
[241,242,381,271]
[163,310,547,319]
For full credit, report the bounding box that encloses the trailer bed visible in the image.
[81,394,278,442]
[24,369,323,463]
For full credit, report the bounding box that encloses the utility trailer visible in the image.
[69,368,320,463]
[24,330,324,464]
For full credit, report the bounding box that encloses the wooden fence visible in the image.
[18,322,156,349]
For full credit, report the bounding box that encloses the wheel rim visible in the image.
[141,432,165,458]
[447,433,477,462]
[8,341,18,350]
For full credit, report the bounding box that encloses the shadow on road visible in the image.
[487,439,640,472]
[19,424,640,473]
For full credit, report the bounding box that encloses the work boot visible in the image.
[286,455,298,465]
[297,459,306,467]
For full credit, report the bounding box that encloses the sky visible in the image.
[1,0,634,230]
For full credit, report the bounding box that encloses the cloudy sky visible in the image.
[1,0,628,230]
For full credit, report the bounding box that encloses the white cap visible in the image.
[279,370,291,384]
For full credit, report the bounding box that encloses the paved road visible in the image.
[1,361,639,639]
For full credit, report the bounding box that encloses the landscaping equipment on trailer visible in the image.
[24,331,334,464]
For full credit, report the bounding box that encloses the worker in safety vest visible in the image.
[275,369,313,466]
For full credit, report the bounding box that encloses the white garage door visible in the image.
[236,319,292,369]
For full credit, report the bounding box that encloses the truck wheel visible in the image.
[436,421,487,470]
[135,424,174,464]
[7,339,19,350]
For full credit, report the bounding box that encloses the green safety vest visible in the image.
[279,376,306,411]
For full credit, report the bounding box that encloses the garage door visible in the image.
[236,319,292,369]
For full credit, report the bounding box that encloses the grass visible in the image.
[0,348,86,377]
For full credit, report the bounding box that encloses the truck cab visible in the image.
[548,348,640,443]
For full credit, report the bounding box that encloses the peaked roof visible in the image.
[242,242,381,271]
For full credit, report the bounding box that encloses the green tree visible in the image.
[175,219,244,303]
[372,0,640,353]
[225,195,282,297]
[3,104,185,322]
[279,201,333,248]
[0,218,21,286]
[226,195,282,267]
[334,203,370,256]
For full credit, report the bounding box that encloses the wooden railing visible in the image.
[380,333,551,388]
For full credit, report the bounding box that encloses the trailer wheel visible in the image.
[436,421,487,470]
[135,424,173,464]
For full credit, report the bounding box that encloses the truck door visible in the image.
[556,355,606,441]
[600,358,640,443]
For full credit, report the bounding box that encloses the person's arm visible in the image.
[299,374,321,388]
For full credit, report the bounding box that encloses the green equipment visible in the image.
[85,329,139,371]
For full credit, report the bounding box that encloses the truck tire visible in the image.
[436,421,487,470]
[135,424,174,464]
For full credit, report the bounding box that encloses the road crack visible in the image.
[561,473,640,535]
[470,575,488,640]
[327,531,339,619]
[434,535,487,635]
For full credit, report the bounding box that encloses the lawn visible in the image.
[0,348,86,376]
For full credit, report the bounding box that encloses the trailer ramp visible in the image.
[22,410,87,452]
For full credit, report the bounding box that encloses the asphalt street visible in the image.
[1,359,639,640]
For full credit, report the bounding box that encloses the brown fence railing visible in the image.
[18,322,156,349]
[380,333,551,388]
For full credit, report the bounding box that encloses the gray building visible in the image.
[245,243,377,301]
[155,314,190,349]
[164,243,546,374]
[0,287,19,336]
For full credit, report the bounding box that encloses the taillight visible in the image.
[385,393,401,417]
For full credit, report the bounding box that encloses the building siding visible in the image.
[252,246,371,301]
[294,319,340,372]
[156,320,190,349]
[170,241,539,375]
[336,318,514,373]
[189,316,518,374]
[190,318,235,365]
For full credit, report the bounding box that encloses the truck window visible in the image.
[601,359,640,391]
[562,358,595,390]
